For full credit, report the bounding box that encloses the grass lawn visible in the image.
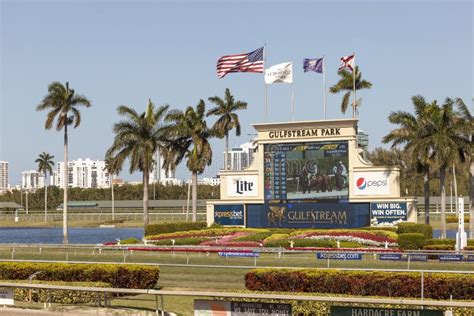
[1,246,474,271]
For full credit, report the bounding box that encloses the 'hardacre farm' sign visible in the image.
[330,306,443,316]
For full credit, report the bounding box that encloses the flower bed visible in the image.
[290,230,398,247]
[145,228,399,249]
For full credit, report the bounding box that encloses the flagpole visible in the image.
[291,83,295,121]
[323,55,326,120]
[352,52,356,119]
[264,43,268,121]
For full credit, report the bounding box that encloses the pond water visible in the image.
[0,227,144,244]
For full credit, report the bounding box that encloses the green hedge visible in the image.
[398,233,425,250]
[361,227,398,233]
[120,238,141,245]
[397,222,432,239]
[245,269,474,300]
[265,239,336,248]
[423,244,454,251]
[234,231,273,242]
[446,214,470,223]
[0,262,159,289]
[150,237,206,245]
[9,280,110,304]
[424,238,456,246]
[145,221,207,236]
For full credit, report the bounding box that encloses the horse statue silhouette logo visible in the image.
[267,205,286,226]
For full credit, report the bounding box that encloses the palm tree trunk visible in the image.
[469,159,474,239]
[44,173,48,223]
[63,121,69,244]
[225,133,229,170]
[143,171,149,228]
[111,175,115,221]
[192,171,197,222]
[440,167,447,239]
[423,168,430,224]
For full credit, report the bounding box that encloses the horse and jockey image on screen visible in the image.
[264,141,349,200]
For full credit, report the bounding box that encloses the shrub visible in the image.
[265,239,336,248]
[234,231,273,242]
[397,233,425,250]
[0,262,159,289]
[120,238,141,245]
[264,239,292,248]
[263,233,289,243]
[145,222,207,236]
[446,214,470,223]
[424,239,456,246]
[361,226,398,233]
[339,241,364,248]
[397,222,432,239]
[10,280,110,304]
[422,245,454,251]
[150,237,207,245]
[293,239,336,248]
[245,269,474,300]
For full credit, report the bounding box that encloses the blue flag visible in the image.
[303,58,324,73]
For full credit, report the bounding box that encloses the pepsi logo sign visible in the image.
[353,172,390,195]
[356,178,366,190]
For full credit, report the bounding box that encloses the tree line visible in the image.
[0,184,220,211]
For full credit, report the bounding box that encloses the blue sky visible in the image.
[1,1,472,185]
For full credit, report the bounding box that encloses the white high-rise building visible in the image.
[52,158,110,189]
[150,150,180,185]
[21,170,45,191]
[223,140,256,171]
[0,161,8,194]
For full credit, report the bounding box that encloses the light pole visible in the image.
[26,191,29,215]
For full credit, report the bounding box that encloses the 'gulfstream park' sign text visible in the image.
[268,127,342,139]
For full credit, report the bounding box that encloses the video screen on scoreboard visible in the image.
[264,141,349,201]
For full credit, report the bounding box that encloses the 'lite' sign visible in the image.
[226,175,258,197]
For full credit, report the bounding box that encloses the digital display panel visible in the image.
[264,141,349,201]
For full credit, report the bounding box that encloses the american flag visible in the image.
[339,54,355,71]
[216,47,264,78]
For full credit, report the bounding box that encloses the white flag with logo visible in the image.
[265,62,293,84]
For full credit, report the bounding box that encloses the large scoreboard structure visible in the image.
[207,119,416,229]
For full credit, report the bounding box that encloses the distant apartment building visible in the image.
[186,176,220,186]
[223,140,256,171]
[21,170,45,191]
[52,158,110,189]
[200,176,221,186]
[0,161,8,194]
[150,150,181,185]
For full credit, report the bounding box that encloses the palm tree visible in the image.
[104,156,121,222]
[106,99,169,228]
[329,66,372,116]
[423,98,471,238]
[458,98,474,239]
[382,95,436,224]
[36,82,91,244]
[207,88,247,170]
[164,100,213,222]
[35,152,55,222]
